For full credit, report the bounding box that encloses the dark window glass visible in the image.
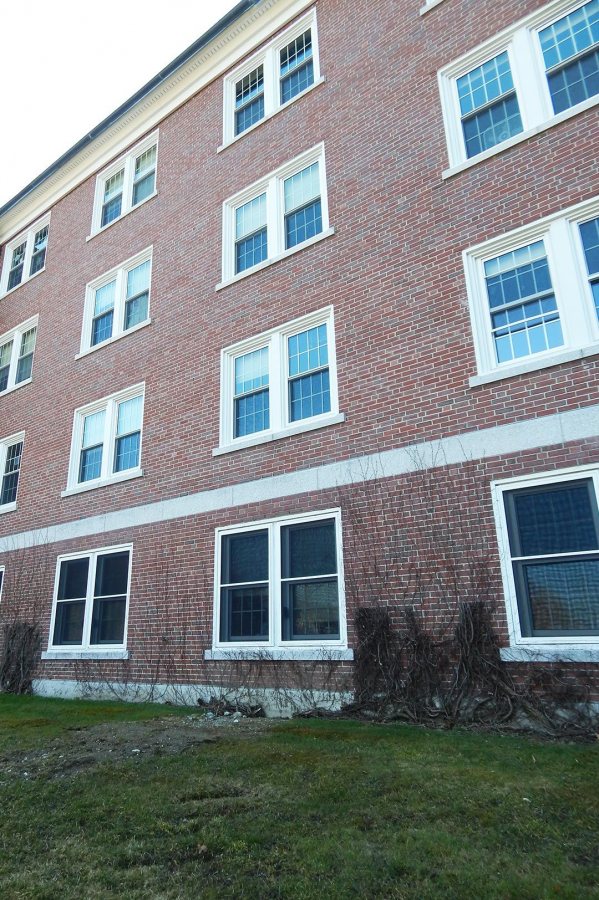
[282,580,339,640]
[94,551,130,597]
[101,195,122,228]
[53,600,85,645]
[280,30,314,104]
[92,311,114,346]
[222,530,269,584]
[524,559,599,633]
[114,432,140,472]
[58,557,89,600]
[235,389,270,437]
[511,482,597,556]
[282,520,337,578]
[79,446,103,483]
[90,597,126,644]
[1,442,23,506]
[125,293,148,330]
[235,228,268,274]
[221,586,269,641]
[285,198,322,250]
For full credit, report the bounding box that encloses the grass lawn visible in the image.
[0,696,597,898]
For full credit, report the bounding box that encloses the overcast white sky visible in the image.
[0,0,241,207]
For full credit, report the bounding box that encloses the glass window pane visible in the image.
[90,597,127,644]
[117,396,143,436]
[282,579,340,640]
[289,369,330,421]
[282,520,337,578]
[82,410,105,448]
[114,432,140,472]
[284,163,320,213]
[94,551,130,597]
[235,347,269,395]
[512,481,598,556]
[53,600,85,645]
[280,29,313,77]
[58,557,89,600]
[235,229,267,273]
[79,446,103,482]
[222,530,269,584]
[92,311,114,346]
[580,216,599,275]
[524,559,599,633]
[220,586,269,641]
[235,389,270,437]
[235,193,267,240]
[94,281,116,316]
[127,261,150,298]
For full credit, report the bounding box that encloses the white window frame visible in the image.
[438,0,599,171]
[209,508,351,660]
[0,430,25,515]
[215,306,343,454]
[45,543,132,659]
[464,195,599,385]
[0,214,50,297]
[492,464,599,661]
[63,384,145,497]
[219,143,332,287]
[89,132,158,237]
[79,247,152,356]
[0,565,4,604]
[0,315,38,396]
[221,9,322,148]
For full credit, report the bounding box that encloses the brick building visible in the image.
[0,0,597,710]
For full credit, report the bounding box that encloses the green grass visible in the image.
[0,696,598,898]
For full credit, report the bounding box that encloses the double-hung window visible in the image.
[217,307,341,452]
[0,217,49,295]
[65,385,144,494]
[493,466,599,653]
[439,0,599,168]
[80,248,152,353]
[222,11,321,145]
[91,133,158,234]
[222,144,330,283]
[464,196,599,382]
[213,510,347,655]
[0,317,38,396]
[48,545,131,653]
[0,432,24,513]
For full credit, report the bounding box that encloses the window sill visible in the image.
[0,502,17,516]
[469,342,599,387]
[442,94,599,180]
[0,377,32,399]
[218,77,326,153]
[419,0,446,14]
[501,646,599,664]
[0,266,45,300]
[216,227,336,291]
[61,468,143,498]
[42,650,129,661]
[213,411,345,456]
[205,647,353,661]
[86,191,158,242]
[76,319,152,360]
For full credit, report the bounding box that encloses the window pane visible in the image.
[90,596,127,644]
[82,410,105,448]
[282,579,340,640]
[284,163,320,213]
[79,446,103,482]
[127,261,150,298]
[580,216,599,321]
[16,327,36,383]
[457,52,522,157]
[53,600,85,645]
[94,550,130,597]
[539,1,599,69]
[0,341,12,392]
[222,530,269,584]
[235,347,269,395]
[7,242,26,290]
[29,225,49,276]
[524,559,599,633]
[285,199,322,249]
[511,481,598,556]
[94,281,116,316]
[1,441,22,505]
[58,557,89,600]
[235,65,265,134]
[236,193,267,240]
[220,586,269,641]
[288,324,328,376]
[92,311,114,346]
[101,170,124,226]
[236,229,268,273]
[132,172,155,206]
[280,29,313,75]
[457,51,515,114]
[281,58,314,104]
[282,520,337,578]
[289,369,330,421]
[235,389,270,437]
[125,294,148,329]
[114,432,140,472]
[117,396,143,436]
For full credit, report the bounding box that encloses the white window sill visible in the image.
[442,95,599,180]
[61,468,143,498]
[213,412,345,456]
[206,647,354,661]
[0,377,32,399]
[216,227,335,291]
[420,0,446,14]
[0,266,45,301]
[218,77,326,153]
[86,191,158,242]
[42,650,129,661]
[469,343,599,387]
[501,646,599,664]
[0,502,17,516]
[76,319,152,360]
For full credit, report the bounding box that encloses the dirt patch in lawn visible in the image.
[0,714,274,781]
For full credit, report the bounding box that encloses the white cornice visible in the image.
[0,0,316,244]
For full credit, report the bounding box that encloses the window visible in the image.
[0,216,49,295]
[0,567,4,603]
[80,248,152,353]
[464,196,599,382]
[64,385,144,494]
[217,307,341,452]
[221,144,330,283]
[91,133,158,234]
[0,317,38,395]
[0,432,24,513]
[439,0,599,167]
[49,546,131,652]
[494,467,599,649]
[214,511,347,652]
[222,11,321,145]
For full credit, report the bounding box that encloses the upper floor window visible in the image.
[90,133,158,235]
[80,248,152,354]
[222,10,321,145]
[439,0,599,167]
[221,144,330,284]
[217,307,341,452]
[0,432,24,514]
[0,566,4,603]
[0,216,49,296]
[0,316,38,396]
[464,197,599,382]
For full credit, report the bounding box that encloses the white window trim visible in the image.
[78,247,153,356]
[0,214,50,297]
[88,131,158,238]
[420,0,447,14]
[210,508,348,658]
[221,9,322,149]
[0,315,38,397]
[0,430,25,515]
[0,565,4,604]
[492,463,599,660]
[46,542,133,656]
[215,306,342,454]
[438,0,599,170]
[219,142,331,288]
[63,383,145,496]
[464,194,599,384]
